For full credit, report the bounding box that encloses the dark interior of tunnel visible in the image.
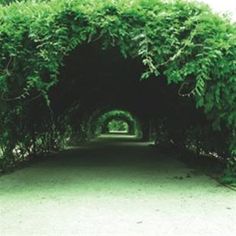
[41,41,228,157]
[50,41,207,126]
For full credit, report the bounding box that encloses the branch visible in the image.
[0,56,14,76]
[1,90,42,102]
[157,28,198,68]
[178,82,195,97]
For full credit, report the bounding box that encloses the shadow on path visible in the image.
[0,136,226,194]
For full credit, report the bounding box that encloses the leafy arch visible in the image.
[84,107,143,139]
[92,109,142,137]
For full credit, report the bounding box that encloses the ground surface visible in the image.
[0,136,236,236]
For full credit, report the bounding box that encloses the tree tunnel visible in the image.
[0,0,235,180]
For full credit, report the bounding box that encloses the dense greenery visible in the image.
[0,0,48,5]
[0,0,235,181]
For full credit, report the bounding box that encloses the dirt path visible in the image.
[0,137,236,236]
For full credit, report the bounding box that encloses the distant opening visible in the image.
[107,119,129,134]
[86,109,142,140]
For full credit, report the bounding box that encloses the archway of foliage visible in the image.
[0,0,236,179]
[107,119,129,134]
[88,109,142,138]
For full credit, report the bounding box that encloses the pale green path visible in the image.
[0,136,236,236]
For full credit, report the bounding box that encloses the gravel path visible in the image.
[0,137,236,236]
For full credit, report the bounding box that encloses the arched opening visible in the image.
[87,109,142,138]
[46,40,228,159]
[106,119,129,134]
[50,41,203,144]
